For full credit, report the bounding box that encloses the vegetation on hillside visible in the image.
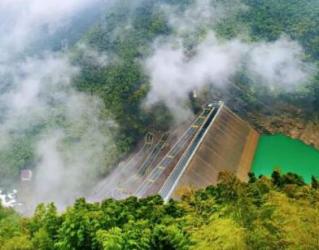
[0,171,318,249]
[74,0,319,154]
[2,0,319,185]
[72,0,177,154]
[1,2,319,249]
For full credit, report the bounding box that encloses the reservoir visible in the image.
[252,134,319,183]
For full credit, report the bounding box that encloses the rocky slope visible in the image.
[251,113,319,149]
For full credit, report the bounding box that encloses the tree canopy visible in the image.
[1,171,319,249]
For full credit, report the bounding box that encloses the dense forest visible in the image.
[73,0,319,152]
[1,0,319,248]
[1,0,319,186]
[0,171,319,249]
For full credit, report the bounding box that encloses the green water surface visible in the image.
[252,134,319,183]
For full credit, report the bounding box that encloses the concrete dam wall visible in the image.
[156,102,259,201]
[92,102,259,202]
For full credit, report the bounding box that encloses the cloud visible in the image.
[0,0,103,59]
[247,37,313,91]
[76,43,110,67]
[0,0,118,210]
[0,53,117,210]
[144,33,246,120]
[144,34,313,119]
[142,0,313,120]
[160,0,247,36]
[0,0,315,210]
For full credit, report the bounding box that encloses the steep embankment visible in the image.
[245,103,319,149]
[256,115,319,148]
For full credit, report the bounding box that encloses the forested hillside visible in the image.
[1,171,318,249]
[73,0,319,154]
[1,0,319,248]
[2,0,319,188]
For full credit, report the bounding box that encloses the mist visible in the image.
[0,0,104,58]
[0,0,316,211]
[0,0,117,210]
[143,0,314,119]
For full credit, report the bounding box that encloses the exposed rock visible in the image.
[249,112,319,149]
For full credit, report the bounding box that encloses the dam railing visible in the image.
[159,102,223,201]
[134,103,220,198]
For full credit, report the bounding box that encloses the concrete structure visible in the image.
[20,169,33,182]
[92,102,259,202]
[162,102,259,200]
[135,102,259,201]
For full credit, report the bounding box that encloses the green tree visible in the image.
[1,235,33,250]
[311,176,319,189]
[32,229,54,250]
[151,225,189,250]
[96,228,125,250]
[191,217,247,250]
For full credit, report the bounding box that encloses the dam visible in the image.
[92,102,259,201]
[159,102,259,200]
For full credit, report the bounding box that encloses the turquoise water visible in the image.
[252,134,319,183]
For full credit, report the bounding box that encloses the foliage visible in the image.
[75,0,319,156]
[3,0,319,185]
[71,0,175,155]
[1,171,319,249]
[241,0,319,60]
[1,1,319,248]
